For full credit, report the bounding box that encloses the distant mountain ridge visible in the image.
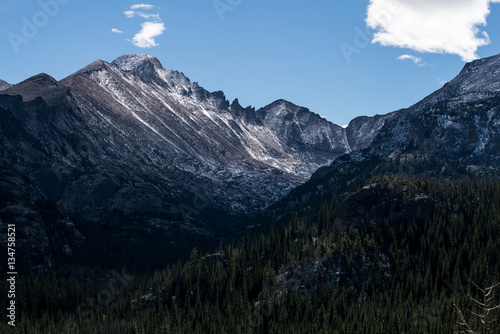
[266,53,500,222]
[0,79,11,90]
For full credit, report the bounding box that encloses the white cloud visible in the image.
[131,21,166,48]
[124,10,135,18]
[123,3,165,48]
[131,4,154,10]
[112,28,124,34]
[137,13,161,21]
[398,54,422,64]
[366,0,500,61]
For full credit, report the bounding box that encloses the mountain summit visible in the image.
[111,54,166,82]
[112,53,164,71]
[0,54,356,267]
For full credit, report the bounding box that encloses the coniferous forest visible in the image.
[1,176,499,333]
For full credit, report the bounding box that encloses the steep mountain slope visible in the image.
[0,54,358,269]
[265,54,500,222]
[345,112,396,151]
[369,54,500,159]
[54,54,350,215]
[256,99,350,166]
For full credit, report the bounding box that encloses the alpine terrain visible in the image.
[266,53,500,222]
[1,54,358,269]
[1,53,500,334]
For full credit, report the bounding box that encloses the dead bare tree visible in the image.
[453,279,500,334]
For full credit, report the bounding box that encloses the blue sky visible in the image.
[1,0,500,126]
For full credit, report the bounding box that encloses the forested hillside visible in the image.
[1,176,499,333]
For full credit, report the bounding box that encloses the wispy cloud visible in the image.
[123,4,166,48]
[131,22,166,48]
[112,28,124,34]
[366,0,500,61]
[137,13,160,21]
[131,4,154,10]
[124,10,135,18]
[397,54,423,65]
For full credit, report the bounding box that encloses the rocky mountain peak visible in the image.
[16,73,59,88]
[264,99,298,114]
[257,99,338,130]
[0,79,12,90]
[228,98,260,124]
[3,73,67,105]
[446,53,500,96]
[414,54,500,110]
[112,53,163,72]
[229,98,254,112]
[111,54,165,83]
[111,54,197,94]
[255,99,351,167]
[461,53,500,75]
[76,59,109,73]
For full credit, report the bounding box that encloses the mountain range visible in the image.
[1,53,500,270]
[262,54,500,224]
